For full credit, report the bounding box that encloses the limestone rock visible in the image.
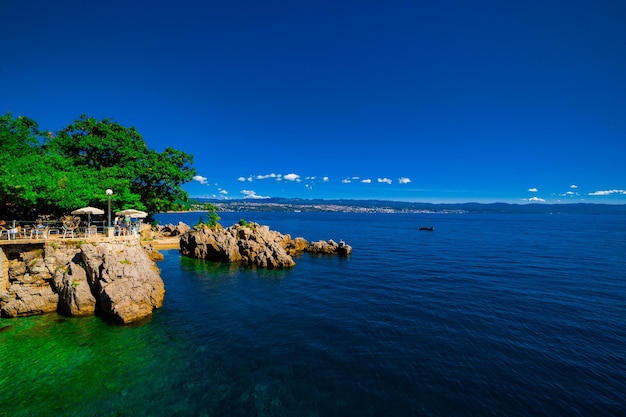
[285,237,309,256]
[180,222,297,268]
[1,239,164,324]
[80,242,165,324]
[306,239,352,256]
[139,223,153,240]
[179,222,352,268]
[56,261,97,317]
[160,222,191,237]
[1,282,58,317]
[1,246,58,317]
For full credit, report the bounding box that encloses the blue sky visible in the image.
[2,0,625,203]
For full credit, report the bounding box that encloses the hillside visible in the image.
[191,198,626,215]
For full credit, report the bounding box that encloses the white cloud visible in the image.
[256,173,279,180]
[528,196,545,202]
[342,178,352,184]
[588,189,626,196]
[283,173,300,182]
[322,177,329,182]
[398,177,411,184]
[528,187,538,192]
[219,189,228,195]
[378,178,392,184]
[361,179,372,183]
[193,175,208,185]
[241,189,269,199]
[570,184,578,189]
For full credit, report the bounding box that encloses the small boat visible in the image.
[419,226,434,231]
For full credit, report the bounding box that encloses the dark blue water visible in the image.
[1,212,625,416]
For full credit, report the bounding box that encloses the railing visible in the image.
[0,220,108,240]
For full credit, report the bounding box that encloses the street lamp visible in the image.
[106,189,113,228]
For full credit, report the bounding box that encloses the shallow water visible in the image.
[1,212,625,416]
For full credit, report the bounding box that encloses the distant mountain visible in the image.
[190,197,626,215]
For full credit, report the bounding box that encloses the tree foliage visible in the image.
[0,113,196,219]
[196,204,221,229]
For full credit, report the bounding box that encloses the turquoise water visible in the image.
[1,212,625,416]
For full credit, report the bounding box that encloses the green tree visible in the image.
[205,204,221,228]
[0,113,196,218]
[0,114,48,217]
[45,115,196,214]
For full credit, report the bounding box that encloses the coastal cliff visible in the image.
[0,237,164,324]
[179,222,351,268]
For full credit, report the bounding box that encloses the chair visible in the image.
[31,225,49,239]
[85,224,98,237]
[62,220,78,238]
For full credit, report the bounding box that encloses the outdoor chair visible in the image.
[85,224,98,237]
[31,225,49,239]
[62,220,79,238]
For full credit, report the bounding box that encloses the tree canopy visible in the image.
[0,113,196,219]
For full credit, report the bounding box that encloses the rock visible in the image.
[139,223,153,240]
[179,222,352,267]
[80,242,165,324]
[285,237,309,256]
[160,222,191,237]
[180,222,297,268]
[0,239,164,324]
[142,243,165,261]
[56,261,97,317]
[2,282,58,317]
[306,239,352,256]
[1,246,58,317]
[337,240,353,256]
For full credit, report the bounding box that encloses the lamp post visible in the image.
[106,189,113,228]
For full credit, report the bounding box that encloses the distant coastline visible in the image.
[177,198,626,215]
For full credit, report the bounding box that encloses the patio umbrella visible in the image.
[71,206,105,224]
[115,209,148,218]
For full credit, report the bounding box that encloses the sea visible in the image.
[1,211,624,417]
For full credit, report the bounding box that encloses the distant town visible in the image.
[189,198,626,215]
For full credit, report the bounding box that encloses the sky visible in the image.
[2,0,625,204]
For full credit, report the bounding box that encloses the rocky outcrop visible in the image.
[285,237,309,256]
[307,239,353,256]
[180,223,296,268]
[179,222,352,268]
[159,222,191,237]
[0,238,164,323]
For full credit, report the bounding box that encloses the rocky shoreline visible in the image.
[0,237,164,324]
[176,221,351,268]
[0,222,351,324]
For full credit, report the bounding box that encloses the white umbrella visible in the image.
[115,209,148,218]
[72,206,105,215]
[71,206,105,225]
